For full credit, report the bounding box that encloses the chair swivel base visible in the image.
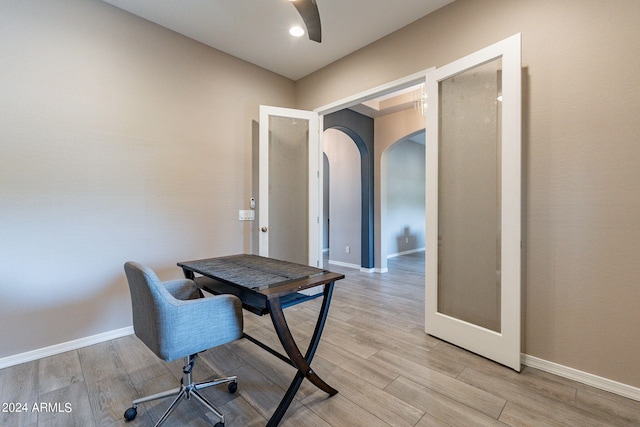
[124,354,237,427]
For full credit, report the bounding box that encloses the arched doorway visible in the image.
[323,109,374,271]
[323,129,362,269]
[380,130,426,270]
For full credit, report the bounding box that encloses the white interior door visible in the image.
[425,34,522,371]
[259,105,321,267]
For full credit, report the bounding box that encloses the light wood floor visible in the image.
[2,252,639,427]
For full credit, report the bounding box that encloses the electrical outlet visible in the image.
[345,245,350,253]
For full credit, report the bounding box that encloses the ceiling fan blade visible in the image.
[291,0,322,43]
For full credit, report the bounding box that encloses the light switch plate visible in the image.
[239,210,255,221]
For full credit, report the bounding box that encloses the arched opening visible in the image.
[380,129,426,271]
[323,109,374,271]
[323,129,362,269]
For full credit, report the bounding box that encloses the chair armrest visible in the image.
[163,279,203,301]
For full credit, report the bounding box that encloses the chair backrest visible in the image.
[124,261,170,357]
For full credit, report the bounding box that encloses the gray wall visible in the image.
[0,0,295,360]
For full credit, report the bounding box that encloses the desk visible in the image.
[177,254,345,426]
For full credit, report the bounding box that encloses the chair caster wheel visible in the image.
[214,422,225,427]
[228,381,238,393]
[124,406,137,421]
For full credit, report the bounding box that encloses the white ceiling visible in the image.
[101,0,454,81]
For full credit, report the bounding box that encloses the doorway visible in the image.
[323,129,362,269]
[381,130,426,270]
[313,33,522,371]
[324,82,427,273]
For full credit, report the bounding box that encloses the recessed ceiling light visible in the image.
[289,26,305,37]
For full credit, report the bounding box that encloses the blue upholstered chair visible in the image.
[123,261,243,427]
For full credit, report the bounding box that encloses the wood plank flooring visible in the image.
[2,252,639,426]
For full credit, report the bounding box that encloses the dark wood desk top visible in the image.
[178,254,345,315]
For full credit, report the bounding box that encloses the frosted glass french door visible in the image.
[258,105,320,267]
[425,34,522,371]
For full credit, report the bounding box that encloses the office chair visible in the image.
[123,261,243,427]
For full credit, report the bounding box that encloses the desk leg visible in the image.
[266,282,337,426]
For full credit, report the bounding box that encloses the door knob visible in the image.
[261,226,268,232]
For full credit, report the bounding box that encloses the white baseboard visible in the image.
[522,354,640,401]
[387,247,426,259]
[327,259,361,270]
[327,259,376,273]
[0,326,134,370]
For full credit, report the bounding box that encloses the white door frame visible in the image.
[315,70,432,116]
[258,105,320,267]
